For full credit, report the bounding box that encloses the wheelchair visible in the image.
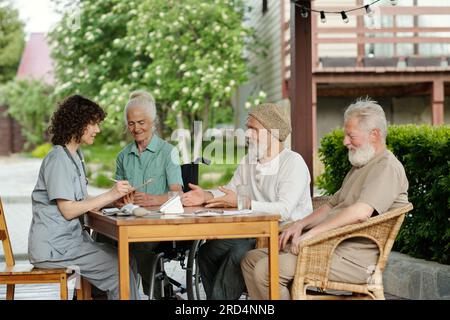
[146,239,205,300]
[146,158,209,300]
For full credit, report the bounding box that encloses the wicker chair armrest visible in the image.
[298,203,413,248]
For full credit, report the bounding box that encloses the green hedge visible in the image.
[317,125,450,265]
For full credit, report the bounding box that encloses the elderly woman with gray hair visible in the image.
[96,90,183,298]
[115,90,183,206]
[118,90,183,297]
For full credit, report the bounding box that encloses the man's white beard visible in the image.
[348,142,376,167]
[248,140,267,162]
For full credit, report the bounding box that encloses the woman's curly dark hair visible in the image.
[48,95,106,146]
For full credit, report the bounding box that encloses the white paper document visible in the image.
[222,209,252,215]
[182,209,252,217]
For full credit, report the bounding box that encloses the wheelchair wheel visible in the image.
[186,239,205,300]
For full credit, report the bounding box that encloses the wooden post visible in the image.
[290,0,314,195]
[431,80,444,125]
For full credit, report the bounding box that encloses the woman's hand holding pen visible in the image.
[110,180,134,200]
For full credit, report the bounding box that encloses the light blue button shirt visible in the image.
[115,135,183,194]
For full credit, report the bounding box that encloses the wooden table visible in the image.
[86,207,280,300]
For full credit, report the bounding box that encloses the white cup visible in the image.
[237,185,251,210]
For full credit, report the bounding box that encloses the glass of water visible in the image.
[236,185,251,210]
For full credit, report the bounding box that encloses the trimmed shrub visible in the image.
[317,125,450,264]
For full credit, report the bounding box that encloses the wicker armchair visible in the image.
[291,202,413,300]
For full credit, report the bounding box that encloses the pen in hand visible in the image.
[109,179,135,206]
[109,178,134,196]
[109,178,154,193]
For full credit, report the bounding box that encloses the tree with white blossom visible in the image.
[50,0,261,141]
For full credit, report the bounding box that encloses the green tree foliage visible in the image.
[0,0,25,83]
[49,0,258,142]
[0,79,56,148]
[317,125,450,264]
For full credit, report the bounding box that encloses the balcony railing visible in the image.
[284,5,450,77]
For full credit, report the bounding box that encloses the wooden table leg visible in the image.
[118,227,130,300]
[268,221,280,300]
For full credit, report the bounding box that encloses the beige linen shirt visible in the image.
[327,149,409,271]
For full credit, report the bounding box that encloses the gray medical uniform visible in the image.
[28,145,139,300]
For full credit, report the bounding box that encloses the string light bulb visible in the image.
[340,11,349,23]
[300,7,308,18]
[365,5,374,17]
[320,11,326,23]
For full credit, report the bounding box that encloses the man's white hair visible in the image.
[344,97,387,144]
[124,90,157,130]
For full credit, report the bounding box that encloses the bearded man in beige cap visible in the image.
[181,103,313,300]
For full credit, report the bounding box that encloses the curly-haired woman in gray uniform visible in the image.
[28,95,139,300]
